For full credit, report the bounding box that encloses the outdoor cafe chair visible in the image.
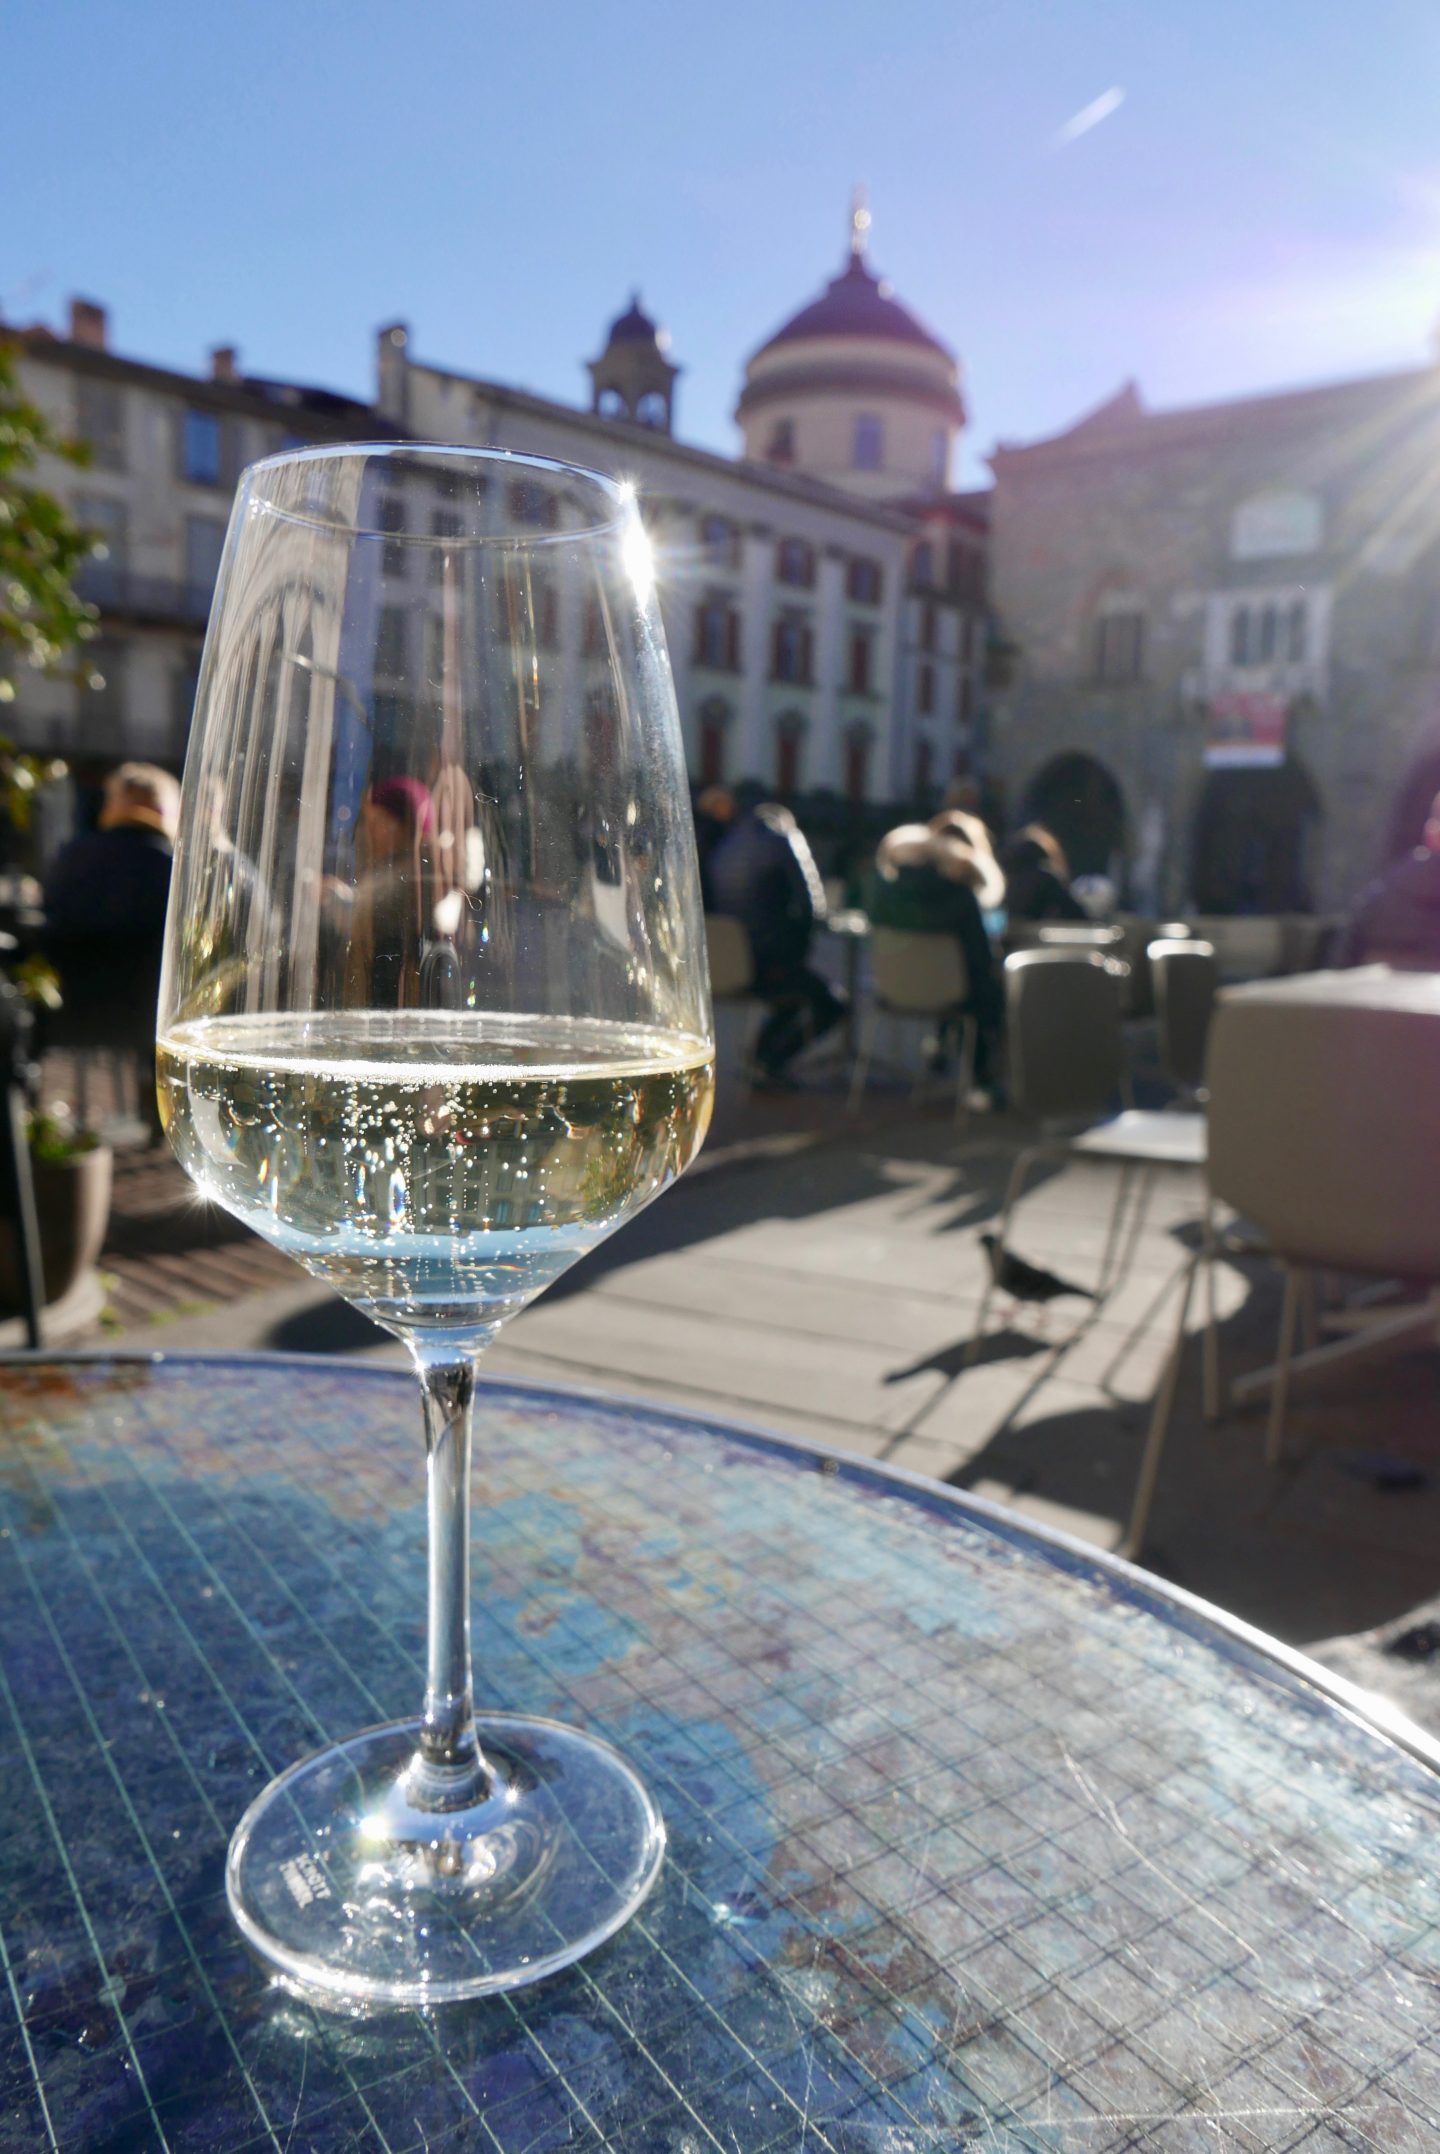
[1149,937,1217,1100]
[704,913,759,1093]
[968,948,1208,1360]
[1122,968,1440,1557]
[847,927,976,1125]
[1189,914,1288,982]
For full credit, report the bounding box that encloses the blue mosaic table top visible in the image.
[1,1354,1439,2152]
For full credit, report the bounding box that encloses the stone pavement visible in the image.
[91,1071,1440,1730]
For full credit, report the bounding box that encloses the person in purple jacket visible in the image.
[1340,792,1440,970]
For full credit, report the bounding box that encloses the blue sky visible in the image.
[6,0,1440,481]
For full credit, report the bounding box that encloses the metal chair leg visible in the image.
[1095,1165,1133,1301]
[847,1005,880,1115]
[1109,1167,1154,1303]
[953,1017,977,1129]
[1119,1246,1200,1560]
[1201,1190,1221,1422]
[1265,1267,1302,1466]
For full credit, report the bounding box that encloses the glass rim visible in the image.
[242,440,633,545]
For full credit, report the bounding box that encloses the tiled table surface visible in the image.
[0,1354,1437,2152]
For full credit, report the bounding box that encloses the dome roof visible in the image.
[753,254,951,361]
[605,292,664,347]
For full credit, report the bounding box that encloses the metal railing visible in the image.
[74,563,215,627]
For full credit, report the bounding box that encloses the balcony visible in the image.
[74,563,215,628]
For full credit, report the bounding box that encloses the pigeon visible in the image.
[979,1233,1096,1304]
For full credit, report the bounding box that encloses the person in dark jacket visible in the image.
[998,824,1087,924]
[45,762,179,953]
[706,801,842,1084]
[693,784,737,912]
[45,762,181,1136]
[1340,793,1440,969]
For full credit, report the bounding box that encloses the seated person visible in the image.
[998,824,1088,923]
[706,800,842,1086]
[1339,792,1440,970]
[867,813,1004,1081]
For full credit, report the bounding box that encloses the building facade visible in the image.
[378,217,990,818]
[7,221,990,851]
[11,301,375,775]
[988,369,1440,911]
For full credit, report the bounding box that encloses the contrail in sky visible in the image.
[1053,86,1125,148]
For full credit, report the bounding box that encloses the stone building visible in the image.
[988,367,1440,911]
[7,217,988,844]
[10,301,375,771]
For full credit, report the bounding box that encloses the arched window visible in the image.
[912,541,934,588]
[698,698,729,786]
[777,538,816,588]
[775,713,805,796]
[844,725,871,804]
[1287,599,1307,662]
[596,387,627,419]
[772,616,813,685]
[847,556,882,605]
[694,598,740,670]
[766,418,795,464]
[853,414,883,470]
[700,516,740,570]
[635,391,668,429]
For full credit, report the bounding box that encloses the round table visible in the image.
[0,1354,1437,2151]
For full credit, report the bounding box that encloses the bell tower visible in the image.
[588,293,679,433]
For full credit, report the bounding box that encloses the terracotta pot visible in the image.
[0,1144,113,1309]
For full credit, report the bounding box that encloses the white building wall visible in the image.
[398,348,915,805]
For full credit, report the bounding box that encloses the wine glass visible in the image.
[157,444,714,2006]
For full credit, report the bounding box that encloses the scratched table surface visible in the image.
[1,1358,1438,2153]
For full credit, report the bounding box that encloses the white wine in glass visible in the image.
[157,445,714,2006]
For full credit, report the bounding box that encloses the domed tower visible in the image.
[736,200,964,498]
[588,293,679,433]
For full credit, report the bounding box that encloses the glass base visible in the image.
[226,1713,665,2007]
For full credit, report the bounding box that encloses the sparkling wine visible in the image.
[157,1011,714,1343]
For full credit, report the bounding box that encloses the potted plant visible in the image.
[0,1104,112,1311]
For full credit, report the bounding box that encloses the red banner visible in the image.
[1205,691,1287,769]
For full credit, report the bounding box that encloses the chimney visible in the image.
[376,320,410,426]
[69,298,108,350]
[210,345,239,384]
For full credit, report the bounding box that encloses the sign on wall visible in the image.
[1205,691,1287,769]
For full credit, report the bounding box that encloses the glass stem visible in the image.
[411,1355,491,1810]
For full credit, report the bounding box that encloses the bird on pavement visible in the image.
[979,1233,1096,1305]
